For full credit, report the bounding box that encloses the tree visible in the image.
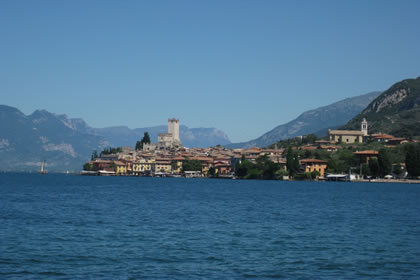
[327,158,339,173]
[208,166,216,177]
[361,163,371,177]
[100,147,122,156]
[275,168,289,179]
[256,155,280,180]
[135,141,142,150]
[142,132,151,145]
[304,134,317,144]
[311,170,321,179]
[369,158,380,177]
[83,163,93,171]
[235,159,254,178]
[378,148,392,177]
[91,150,98,161]
[406,144,420,178]
[393,164,403,177]
[183,160,202,172]
[286,148,299,176]
[135,132,151,150]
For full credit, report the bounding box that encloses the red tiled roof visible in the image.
[300,146,317,150]
[372,134,394,139]
[300,159,327,164]
[354,150,379,155]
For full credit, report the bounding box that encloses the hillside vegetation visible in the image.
[342,77,420,138]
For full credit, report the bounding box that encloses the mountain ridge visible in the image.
[341,77,420,137]
[226,91,381,149]
[0,105,231,172]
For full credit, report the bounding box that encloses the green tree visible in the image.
[136,132,151,150]
[235,159,254,178]
[208,166,216,177]
[83,163,93,171]
[135,141,142,150]
[286,149,299,176]
[142,132,151,144]
[311,170,321,179]
[304,134,317,144]
[91,150,98,160]
[369,158,380,177]
[361,163,371,177]
[378,148,392,177]
[100,147,122,156]
[327,158,339,173]
[256,155,280,180]
[406,144,420,178]
[393,164,403,177]
[275,168,289,179]
[183,160,202,172]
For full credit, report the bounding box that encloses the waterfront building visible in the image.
[114,161,128,175]
[300,159,328,177]
[133,158,154,175]
[154,158,172,173]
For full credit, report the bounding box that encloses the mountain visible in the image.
[227,91,381,149]
[0,105,109,172]
[341,77,420,137]
[94,125,231,148]
[0,105,231,172]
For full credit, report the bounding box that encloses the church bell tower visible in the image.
[361,118,368,136]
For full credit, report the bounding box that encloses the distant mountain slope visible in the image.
[341,77,420,137]
[94,125,231,148]
[227,91,381,149]
[0,105,109,172]
[0,105,231,172]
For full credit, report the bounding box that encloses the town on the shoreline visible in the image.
[82,118,420,181]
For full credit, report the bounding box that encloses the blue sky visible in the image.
[1,0,419,142]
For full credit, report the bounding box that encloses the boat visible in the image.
[40,160,48,174]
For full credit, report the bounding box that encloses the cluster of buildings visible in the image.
[83,145,285,177]
[82,118,288,177]
[82,118,414,179]
[327,118,410,146]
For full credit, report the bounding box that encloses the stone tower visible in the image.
[361,118,368,136]
[168,118,180,142]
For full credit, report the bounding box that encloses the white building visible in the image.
[156,118,182,149]
[328,118,368,144]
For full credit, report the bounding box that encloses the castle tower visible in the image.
[168,118,180,142]
[361,118,368,136]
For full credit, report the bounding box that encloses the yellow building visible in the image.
[133,158,154,175]
[189,157,213,176]
[154,159,172,173]
[114,161,127,175]
[300,159,328,177]
[171,157,185,174]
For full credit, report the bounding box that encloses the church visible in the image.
[328,118,368,144]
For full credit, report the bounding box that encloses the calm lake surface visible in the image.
[1,174,419,279]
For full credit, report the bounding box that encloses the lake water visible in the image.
[1,174,420,279]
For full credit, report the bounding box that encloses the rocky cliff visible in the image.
[341,77,420,137]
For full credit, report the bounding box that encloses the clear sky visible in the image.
[1,0,419,142]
